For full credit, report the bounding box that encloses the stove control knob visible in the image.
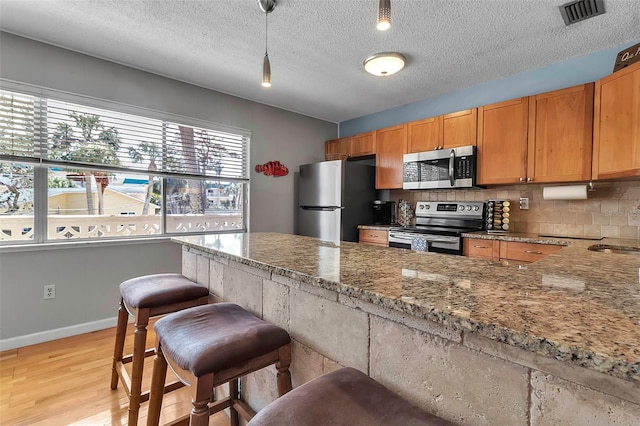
[466,205,472,211]
[473,205,480,211]
[458,205,465,211]
[425,204,430,209]
[419,204,425,210]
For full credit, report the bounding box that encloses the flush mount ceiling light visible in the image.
[258,0,276,87]
[363,52,406,76]
[377,0,391,30]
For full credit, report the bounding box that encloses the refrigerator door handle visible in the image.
[300,206,343,211]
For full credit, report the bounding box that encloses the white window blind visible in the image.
[0,89,250,180]
[0,90,37,158]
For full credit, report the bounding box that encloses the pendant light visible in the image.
[258,0,276,87]
[377,0,391,30]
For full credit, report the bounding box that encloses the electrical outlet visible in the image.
[44,284,55,300]
[519,197,529,210]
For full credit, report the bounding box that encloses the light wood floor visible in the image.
[0,320,228,425]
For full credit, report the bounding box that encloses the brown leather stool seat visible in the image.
[147,302,293,426]
[248,367,456,426]
[119,274,210,310]
[110,273,210,426]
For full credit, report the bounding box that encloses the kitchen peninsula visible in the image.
[173,232,640,425]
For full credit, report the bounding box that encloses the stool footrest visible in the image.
[121,347,155,365]
[115,359,184,400]
[207,396,232,416]
[166,396,237,426]
[233,399,256,420]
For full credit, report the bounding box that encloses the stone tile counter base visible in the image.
[177,234,640,426]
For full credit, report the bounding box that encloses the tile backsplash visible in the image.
[390,180,640,240]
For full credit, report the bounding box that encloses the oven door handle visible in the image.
[449,149,455,187]
[389,233,421,242]
[390,233,457,244]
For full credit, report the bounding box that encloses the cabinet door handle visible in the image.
[527,177,533,182]
[369,234,378,238]
[524,250,543,254]
[519,177,525,182]
[473,245,489,249]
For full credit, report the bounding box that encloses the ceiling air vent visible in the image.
[559,0,605,26]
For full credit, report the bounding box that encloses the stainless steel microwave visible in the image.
[403,145,478,190]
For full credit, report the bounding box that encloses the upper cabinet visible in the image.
[478,84,594,185]
[325,137,349,159]
[527,83,594,183]
[349,131,376,157]
[443,109,477,148]
[593,61,640,180]
[408,109,477,153]
[328,68,637,187]
[325,132,376,160]
[477,97,529,185]
[408,116,442,152]
[376,124,407,189]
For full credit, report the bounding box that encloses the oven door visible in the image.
[388,231,462,255]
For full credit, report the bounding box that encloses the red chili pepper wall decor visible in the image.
[255,161,289,177]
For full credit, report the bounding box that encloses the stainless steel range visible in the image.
[389,201,485,255]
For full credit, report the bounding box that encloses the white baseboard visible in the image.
[0,317,118,351]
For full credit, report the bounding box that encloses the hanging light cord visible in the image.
[264,10,268,56]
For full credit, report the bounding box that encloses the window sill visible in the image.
[0,236,175,254]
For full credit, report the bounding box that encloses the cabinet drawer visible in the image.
[359,229,388,246]
[500,241,562,263]
[463,239,499,260]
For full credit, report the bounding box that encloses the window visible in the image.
[0,88,250,244]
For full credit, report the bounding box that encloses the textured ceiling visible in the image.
[1,0,639,123]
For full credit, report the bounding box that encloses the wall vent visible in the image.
[559,0,605,26]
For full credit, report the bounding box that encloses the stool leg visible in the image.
[146,340,168,426]
[110,297,129,390]
[229,378,239,426]
[128,309,150,426]
[191,374,215,426]
[190,400,210,426]
[276,344,293,396]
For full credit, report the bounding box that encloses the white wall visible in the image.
[0,32,336,347]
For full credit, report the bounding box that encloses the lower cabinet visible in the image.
[359,229,389,247]
[463,239,500,260]
[499,241,563,263]
[463,238,562,263]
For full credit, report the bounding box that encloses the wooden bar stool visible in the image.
[110,273,210,426]
[248,367,456,426]
[146,302,292,426]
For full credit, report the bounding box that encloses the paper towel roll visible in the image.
[542,185,587,200]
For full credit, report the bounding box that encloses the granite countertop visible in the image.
[173,232,640,383]
[358,224,397,230]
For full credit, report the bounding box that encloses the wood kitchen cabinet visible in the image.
[593,60,640,180]
[325,132,376,159]
[527,83,594,183]
[477,97,529,185]
[376,123,407,189]
[478,84,593,185]
[463,238,500,260]
[408,109,477,153]
[325,137,349,159]
[359,229,388,247]
[408,116,442,152]
[443,108,477,148]
[499,241,563,263]
[463,238,562,263]
[349,131,376,157]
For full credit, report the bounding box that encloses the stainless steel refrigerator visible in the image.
[298,160,376,243]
